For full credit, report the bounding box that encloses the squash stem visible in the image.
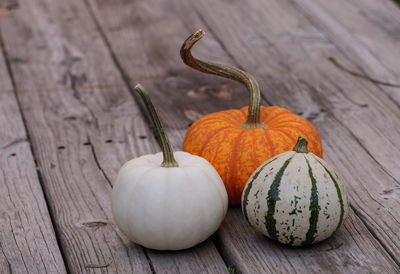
[135,84,178,167]
[293,136,308,153]
[180,29,266,129]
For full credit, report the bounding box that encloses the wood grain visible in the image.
[85,0,249,150]
[146,241,228,273]
[187,0,400,266]
[2,0,400,272]
[86,0,400,272]
[0,0,229,272]
[291,0,400,105]
[0,31,66,273]
[217,208,396,273]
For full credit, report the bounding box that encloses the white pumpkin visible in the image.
[112,84,228,250]
[241,136,349,246]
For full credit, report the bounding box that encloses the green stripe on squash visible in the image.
[302,156,320,245]
[264,154,295,240]
[242,157,278,222]
[241,136,349,246]
[313,156,345,234]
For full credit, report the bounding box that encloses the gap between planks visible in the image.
[189,3,400,263]
[281,0,400,263]
[350,204,399,266]
[289,0,400,109]
[0,25,68,273]
[185,20,400,270]
[81,1,233,272]
[83,0,400,273]
[185,0,400,264]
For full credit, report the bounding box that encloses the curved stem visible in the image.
[135,84,178,167]
[293,136,308,153]
[180,29,265,129]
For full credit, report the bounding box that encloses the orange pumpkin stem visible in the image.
[180,29,266,129]
[293,136,309,153]
[135,84,179,167]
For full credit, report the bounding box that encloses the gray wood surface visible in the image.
[292,0,400,105]
[86,0,248,150]
[1,0,400,272]
[292,0,400,259]
[86,0,400,272]
[188,0,400,267]
[0,28,66,273]
[0,0,228,272]
[218,208,396,273]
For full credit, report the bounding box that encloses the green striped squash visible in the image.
[241,136,349,246]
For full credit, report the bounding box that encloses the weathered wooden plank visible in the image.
[0,0,229,272]
[187,0,400,266]
[217,207,396,273]
[86,0,400,272]
[86,0,248,150]
[0,32,66,273]
[146,241,228,273]
[291,0,400,105]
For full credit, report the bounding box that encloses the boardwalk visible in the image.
[0,0,400,273]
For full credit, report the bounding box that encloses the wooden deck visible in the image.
[0,0,400,273]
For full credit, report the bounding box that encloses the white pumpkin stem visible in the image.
[135,84,179,167]
[293,136,309,153]
[180,29,266,130]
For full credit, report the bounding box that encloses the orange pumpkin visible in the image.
[181,30,323,204]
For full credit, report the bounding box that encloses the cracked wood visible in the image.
[0,0,228,272]
[187,0,400,269]
[1,0,400,273]
[86,0,400,272]
[291,0,400,106]
[0,26,66,273]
